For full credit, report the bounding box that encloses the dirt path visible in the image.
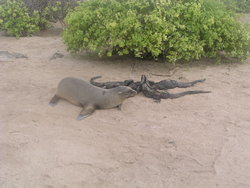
[0,29,250,187]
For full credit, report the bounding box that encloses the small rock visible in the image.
[0,51,27,62]
[50,52,64,60]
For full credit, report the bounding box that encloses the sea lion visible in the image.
[49,77,137,120]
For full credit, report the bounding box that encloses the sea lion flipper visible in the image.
[49,95,60,106]
[76,105,95,121]
[117,104,122,111]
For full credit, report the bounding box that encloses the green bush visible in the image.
[201,0,250,58]
[0,0,40,37]
[0,0,79,37]
[24,0,80,28]
[63,0,250,63]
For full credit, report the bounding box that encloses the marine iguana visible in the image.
[90,75,211,101]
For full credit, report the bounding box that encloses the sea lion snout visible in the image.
[117,86,137,98]
[125,89,137,97]
[128,89,137,96]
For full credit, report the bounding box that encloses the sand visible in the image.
[0,22,250,187]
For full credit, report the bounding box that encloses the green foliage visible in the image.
[24,0,80,28]
[46,0,80,26]
[0,0,40,37]
[201,0,250,58]
[63,0,250,63]
[0,0,79,37]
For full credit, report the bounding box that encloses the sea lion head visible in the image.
[116,86,137,99]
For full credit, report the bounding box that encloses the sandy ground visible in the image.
[1,21,250,188]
